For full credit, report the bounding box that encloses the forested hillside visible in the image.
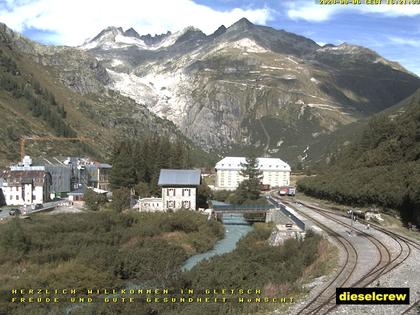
[298,89,420,226]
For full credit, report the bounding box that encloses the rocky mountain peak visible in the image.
[123,27,140,39]
[174,26,206,44]
[211,25,227,38]
[139,31,172,46]
[85,26,124,46]
[228,17,254,32]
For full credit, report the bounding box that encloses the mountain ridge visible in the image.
[0,23,213,167]
[1,19,419,167]
[79,18,420,162]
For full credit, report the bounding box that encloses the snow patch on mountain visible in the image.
[111,59,124,67]
[208,38,269,55]
[310,77,320,84]
[81,26,201,52]
[107,69,157,105]
[114,34,148,49]
[307,103,341,112]
[231,38,268,53]
[107,69,189,126]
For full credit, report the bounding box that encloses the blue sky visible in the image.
[0,0,419,74]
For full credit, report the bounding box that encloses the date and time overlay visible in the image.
[318,0,420,5]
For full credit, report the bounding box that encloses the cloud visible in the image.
[283,0,420,22]
[286,3,339,22]
[0,0,273,46]
[388,36,420,47]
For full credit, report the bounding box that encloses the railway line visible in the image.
[269,193,420,315]
[294,200,420,315]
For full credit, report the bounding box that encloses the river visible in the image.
[62,214,253,314]
[181,214,253,271]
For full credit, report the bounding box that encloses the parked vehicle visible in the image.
[287,187,296,196]
[9,208,21,216]
[279,187,288,196]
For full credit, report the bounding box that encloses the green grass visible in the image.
[0,211,224,315]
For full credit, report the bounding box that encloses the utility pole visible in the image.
[348,209,354,235]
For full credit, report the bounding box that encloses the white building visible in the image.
[137,197,163,212]
[158,169,201,211]
[1,156,52,206]
[215,157,291,190]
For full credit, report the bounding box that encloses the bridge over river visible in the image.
[210,201,276,223]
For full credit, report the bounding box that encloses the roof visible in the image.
[86,163,112,169]
[4,170,50,186]
[215,157,291,171]
[158,169,201,186]
[44,165,72,193]
[212,204,275,210]
[209,200,231,206]
[68,186,86,196]
[139,197,163,202]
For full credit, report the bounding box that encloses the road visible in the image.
[0,201,61,220]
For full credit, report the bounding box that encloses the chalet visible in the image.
[158,169,201,211]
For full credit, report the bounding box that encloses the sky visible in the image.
[0,0,419,75]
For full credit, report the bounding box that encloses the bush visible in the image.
[111,187,131,212]
[84,189,107,211]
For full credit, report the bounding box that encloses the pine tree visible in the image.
[110,141,137,189]
[237,154,262,202]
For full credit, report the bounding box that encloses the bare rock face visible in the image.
[0,23,198,165]
[78,19,420,160]
[2,19,419,162]
[0,23,111,95]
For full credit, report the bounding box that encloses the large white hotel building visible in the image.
[215,157,291,190]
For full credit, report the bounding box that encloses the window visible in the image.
[167,188,175,197]
[182,188,191,197]
[16,195,19,200]
[10,195,12,200]
[182,201,191,209]
[167,201,175,209]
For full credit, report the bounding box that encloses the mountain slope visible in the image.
[0,23,212,167]
[80,18,420,163]
[298,89,420,226]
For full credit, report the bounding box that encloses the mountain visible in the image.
[298,89,420,226]
[80,18,420,163]
[0,23,211,167]
[0,19,419,167]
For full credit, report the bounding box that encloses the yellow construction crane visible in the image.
[20,136,90,160]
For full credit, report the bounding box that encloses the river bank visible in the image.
[182,214,253,271]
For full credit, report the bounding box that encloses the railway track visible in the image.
[292,199,420,315]
[269,194,418,315]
